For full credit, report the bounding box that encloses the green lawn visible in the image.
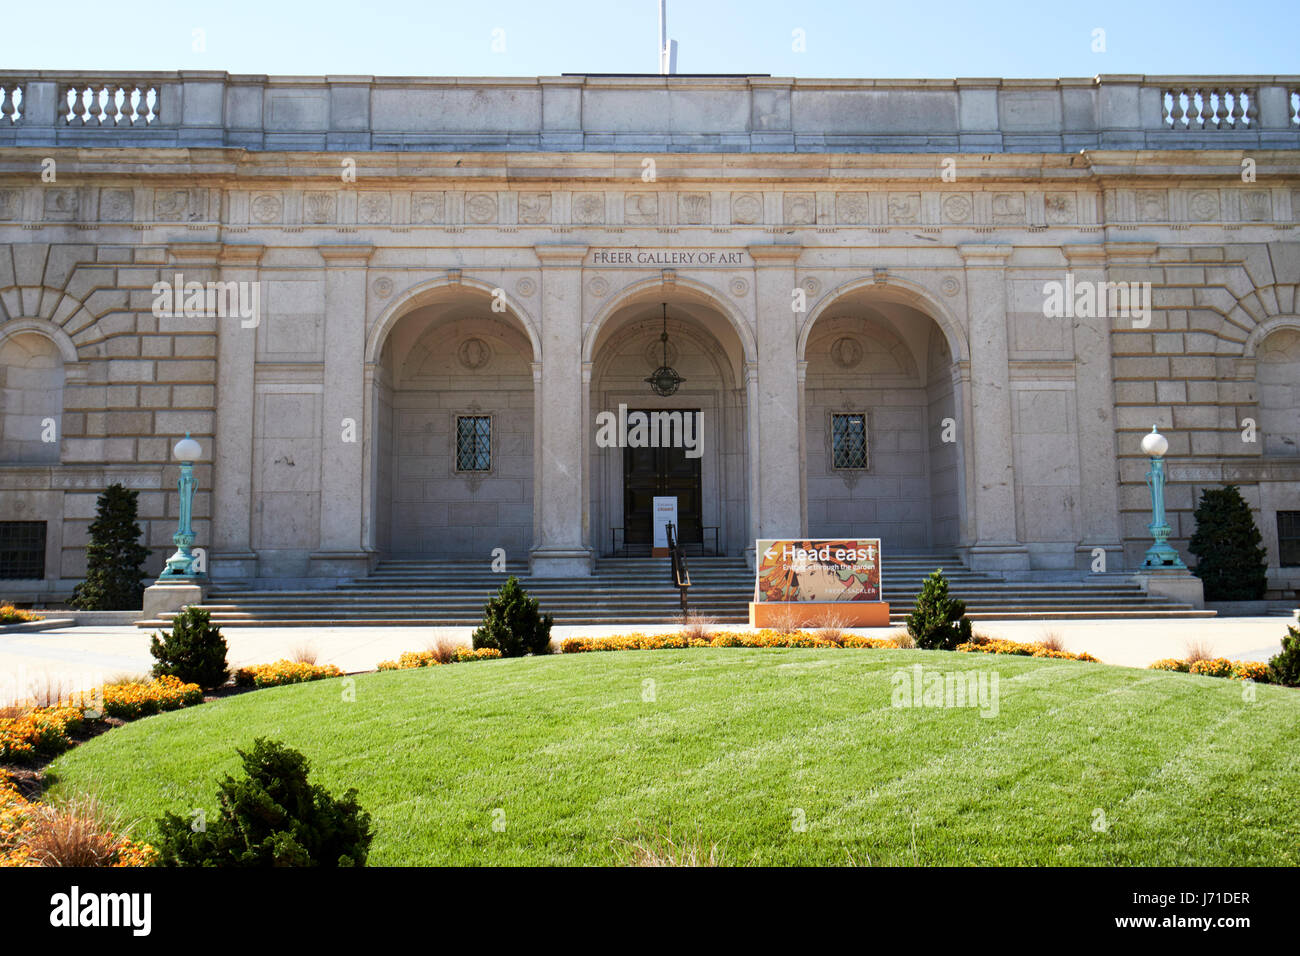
[45,648,1300,866]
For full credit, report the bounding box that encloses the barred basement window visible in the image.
[831,413,869,470]
[1279,511,1300,567]
[0,521,46,580]
[455,415,491,472]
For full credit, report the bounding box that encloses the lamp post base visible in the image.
[142,580,209,621]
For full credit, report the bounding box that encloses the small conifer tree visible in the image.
[1187,485,1268,601]
[150,606,229,689]
[1268,625,1300,688]
[156,738,373,867]
[906,568,972,651]
[69,483,151,610]
[472,575,553,657]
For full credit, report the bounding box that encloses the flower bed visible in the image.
[0,770,156,868]
[956,637,1099,663]
[1149,657,1272,682]
[559,630,902,654]
[377,647,503,670]
[101,676,204,720]
[234,660,345,688]
[0,707,85,763]
[0,604,41,625]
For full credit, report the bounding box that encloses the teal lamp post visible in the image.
[1141,425,1186,569]
[159,432,204,579]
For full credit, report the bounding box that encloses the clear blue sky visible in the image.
[2,0,1296,78]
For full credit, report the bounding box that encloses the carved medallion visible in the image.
[941,195,972,223]
[359,192,391,223]
[587,276,609,297]
[372,277,394,298]
[941,276,961,297]
[836,193,868,224]
[678,193,709,225]
[573,193,604,223]
[154,189,189,221]
[304,191,336,224]
[1189,190,1219,221]
[458,337,493,370]
[728,277,749,297]
[887,193,920,224]
[991,192,1025,223]
[518,192,551,224]
[514,276,537,297]
[783,192,815,225]
[830,336,863,369]
[412,192,444,224]
[465,193,497,224]
[731,192,762,224]
[624,192,658,224]
[100,188,133,221]
[251,193,282,223]
[1137,190,1168,221]
[1045,192,1076,224]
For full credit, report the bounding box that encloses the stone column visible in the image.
[749,243,804,543]
[209,242,264,580]
[310,244,374,578]
[958,244,1029,571]
[1064,244,1124,570]
[531,244,594,576]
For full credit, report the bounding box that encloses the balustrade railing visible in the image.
[61,82,158,126]
[1161,86,1256,129]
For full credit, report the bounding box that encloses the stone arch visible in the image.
[365,273,542,365]
[0,320,70,464]
[583,274,757,367]
[1243,314,1300,358]
[797,275,969,365]
[0,317,80,364]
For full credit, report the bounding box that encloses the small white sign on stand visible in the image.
[652,496,678,550]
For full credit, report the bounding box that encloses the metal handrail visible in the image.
[666,521,691,614]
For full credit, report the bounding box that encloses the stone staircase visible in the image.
[137,552,1215,627]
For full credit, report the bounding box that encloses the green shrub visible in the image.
[906,569,972,651]
[1268,625,1300,688]
[70,483,151,611]
[1188,485,1268,601]
[472,575,553,657]
[149,607,229,689]
[156,738,373,867]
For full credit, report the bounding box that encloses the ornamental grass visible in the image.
[234,660,344,688]
[0,772,156,868]
[559,630,902,654]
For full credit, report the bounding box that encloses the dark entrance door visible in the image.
[623,409,702,548]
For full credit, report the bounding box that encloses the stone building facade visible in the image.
[0,72,1298,596]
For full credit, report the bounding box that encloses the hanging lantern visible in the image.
[645,302,685,396]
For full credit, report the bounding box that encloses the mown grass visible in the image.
[44,648,1300,866]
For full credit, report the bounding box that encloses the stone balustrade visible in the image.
[0,72,1296,152]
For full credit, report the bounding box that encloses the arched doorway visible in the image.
[368,284,538,559]
[586,286,752,556]
[799,286,968,551]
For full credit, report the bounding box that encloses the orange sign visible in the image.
[755,539,882,603]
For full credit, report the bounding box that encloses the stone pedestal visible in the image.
[1131,570,1205,609]
[142,580,209,620]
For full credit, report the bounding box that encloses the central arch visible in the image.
[586,280,752,556]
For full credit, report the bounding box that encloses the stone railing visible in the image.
[0,71,1297,152]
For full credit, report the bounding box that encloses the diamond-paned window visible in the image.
[0,521,46,579]
[831,413,868,470]
[1279,511,1300,568]
[456,415,492,472]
